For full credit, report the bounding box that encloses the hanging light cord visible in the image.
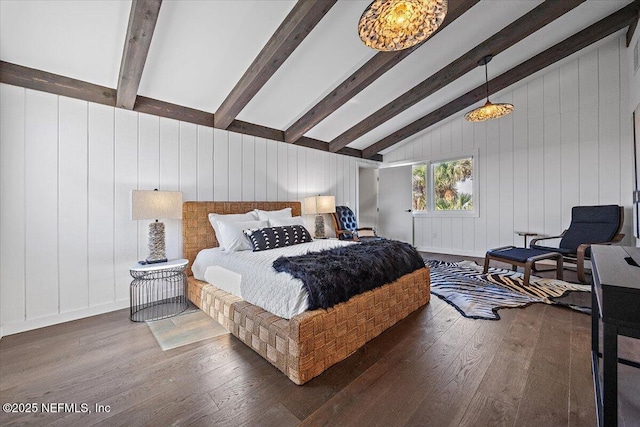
[484,62,490,102]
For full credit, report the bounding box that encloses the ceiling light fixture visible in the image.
[465,55,514,122]
[358,0,448,52]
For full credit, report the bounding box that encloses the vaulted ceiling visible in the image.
[1,0,638,161]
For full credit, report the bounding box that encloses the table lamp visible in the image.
[132,189,182,263]
[304,195,336,239]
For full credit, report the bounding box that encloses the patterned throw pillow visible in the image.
[244,225,312,251]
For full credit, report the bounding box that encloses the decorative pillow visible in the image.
[244,225,312,251]
[269,216,306,228]
[217,220,268,252]
[254,207,292,221]
[208,212,259,250]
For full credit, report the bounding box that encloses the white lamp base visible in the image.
[147,221,167,263]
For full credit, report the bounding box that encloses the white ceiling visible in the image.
[0,0,634,155]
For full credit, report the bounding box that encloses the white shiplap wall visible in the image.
[384,37,635,256]
[0,88,375,336]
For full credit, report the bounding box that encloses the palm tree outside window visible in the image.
[411,152,477,216]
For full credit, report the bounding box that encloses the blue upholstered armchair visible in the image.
[530,205,624,282]
[330,206,378,241]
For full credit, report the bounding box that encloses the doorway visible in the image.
[378,165,413,243]
[358,166,378,230]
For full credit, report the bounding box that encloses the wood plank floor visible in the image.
[1,253,638,426]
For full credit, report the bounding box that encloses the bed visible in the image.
[183,201,430,385]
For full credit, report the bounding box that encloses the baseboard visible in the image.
[0,300,129,338]
[416,246,487,259]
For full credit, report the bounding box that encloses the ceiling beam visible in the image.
[134,96,214,127]
[0,61,116,106]
[363,1,640,159]
[214,0,337,130]
[226,120,383,161]
[116,0,162,109]
[0,61,379,161]
[627,8,639,46]
[284,0,480,144]
[329,0,585,153]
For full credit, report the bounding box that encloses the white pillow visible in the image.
[269,216,306,228]
[217,220,268,252]
[254,207,292,221]
[208,212,258,249]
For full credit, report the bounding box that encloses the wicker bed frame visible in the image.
[183,201,430,385]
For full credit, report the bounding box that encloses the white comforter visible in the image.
[192,239,355,319]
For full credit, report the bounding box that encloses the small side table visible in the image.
[129,259,188,322]
[515,231,539,248]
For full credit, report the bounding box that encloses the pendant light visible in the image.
[465,55,514,122]
[358,0,448,52]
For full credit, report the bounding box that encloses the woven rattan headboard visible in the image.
[182,201,302,275]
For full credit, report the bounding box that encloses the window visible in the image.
[411,151,477,216]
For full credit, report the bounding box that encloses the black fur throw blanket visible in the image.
[272,240,425,310]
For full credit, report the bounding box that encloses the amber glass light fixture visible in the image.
[465,55,514,122]
[358,0,448,51]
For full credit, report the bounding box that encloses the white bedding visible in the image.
[192,239,355,319]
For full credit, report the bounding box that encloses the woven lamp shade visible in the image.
[358,0,447,51]
[464,100,514,122]
[464,55,514,122]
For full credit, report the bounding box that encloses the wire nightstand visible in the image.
[129,259,189,322]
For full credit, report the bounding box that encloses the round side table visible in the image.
[129,259,189,322]
[515,231,539,248]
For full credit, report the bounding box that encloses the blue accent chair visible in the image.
[330,206,379,241]
[529,205,624,282]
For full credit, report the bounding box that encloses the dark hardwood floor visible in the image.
[0,253,638,426]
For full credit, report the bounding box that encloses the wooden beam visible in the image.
[627,8,639,47]
[284,0,479,144]
[329,0,585,153]
[117,0,162,109]
[0,61,377,161]
[362,1,640,159]
[226,121,383,161]
[0,61,116,106]
[227,119,285,142]
[214,0,337,130]
[134,96,214,127]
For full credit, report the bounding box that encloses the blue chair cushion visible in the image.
[487,247,557,263]
[530,205,620,258]
[335,206,358,240]
[558,205,620,253]
[527,245,575,256]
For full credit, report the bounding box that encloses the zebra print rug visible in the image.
[426,260,591,320]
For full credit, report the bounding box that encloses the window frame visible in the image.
[411,149,479,218]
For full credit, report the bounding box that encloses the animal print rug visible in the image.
[425,260,591,320]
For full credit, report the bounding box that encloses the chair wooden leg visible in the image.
[577,254,586,283]
[523,261,532,287]
[483,255,491,273]
[556,255,563,281]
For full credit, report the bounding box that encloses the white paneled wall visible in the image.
[384,37,635,256]
[0,87,373,336]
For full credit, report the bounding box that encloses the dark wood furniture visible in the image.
[591,245,640,427]
[483,246,563,287]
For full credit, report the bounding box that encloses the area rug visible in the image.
[146,308,229,351]
[425,260,591,320]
